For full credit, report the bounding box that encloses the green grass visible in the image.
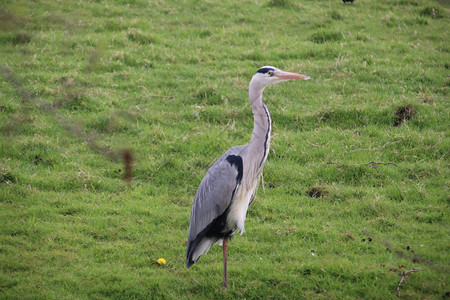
[0,0,449,298]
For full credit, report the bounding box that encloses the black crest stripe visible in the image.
[257,67,275,74]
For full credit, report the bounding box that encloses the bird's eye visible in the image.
[267,70,274,76]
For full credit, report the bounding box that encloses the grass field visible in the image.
[1,0,449,298]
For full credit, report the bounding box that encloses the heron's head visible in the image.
[252,66,310,87]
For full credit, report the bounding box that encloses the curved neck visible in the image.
[248,78,271,167]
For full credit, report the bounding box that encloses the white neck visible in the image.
[248,78,271,168]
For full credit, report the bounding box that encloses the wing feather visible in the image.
[186,147,243,266]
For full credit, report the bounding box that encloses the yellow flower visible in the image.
[157,258,166,265]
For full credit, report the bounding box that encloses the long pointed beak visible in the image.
[277,71,310,80]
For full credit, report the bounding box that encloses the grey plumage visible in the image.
[186,146,244,267]
[186,67,310,284]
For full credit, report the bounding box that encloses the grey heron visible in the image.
[186,66,310,288]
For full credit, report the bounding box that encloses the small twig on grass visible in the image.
[122,149,133,183]
[397,268,419,297]
[364,161,398,167]
[146,93,174,99]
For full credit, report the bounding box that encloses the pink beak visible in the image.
[278,71,310,80]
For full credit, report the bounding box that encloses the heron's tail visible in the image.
[186,237,217,268]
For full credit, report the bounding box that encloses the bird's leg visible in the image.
[223,237,228,289]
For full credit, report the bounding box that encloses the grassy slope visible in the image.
[0,0,449,298]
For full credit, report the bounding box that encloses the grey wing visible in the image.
[187,148,243,257]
